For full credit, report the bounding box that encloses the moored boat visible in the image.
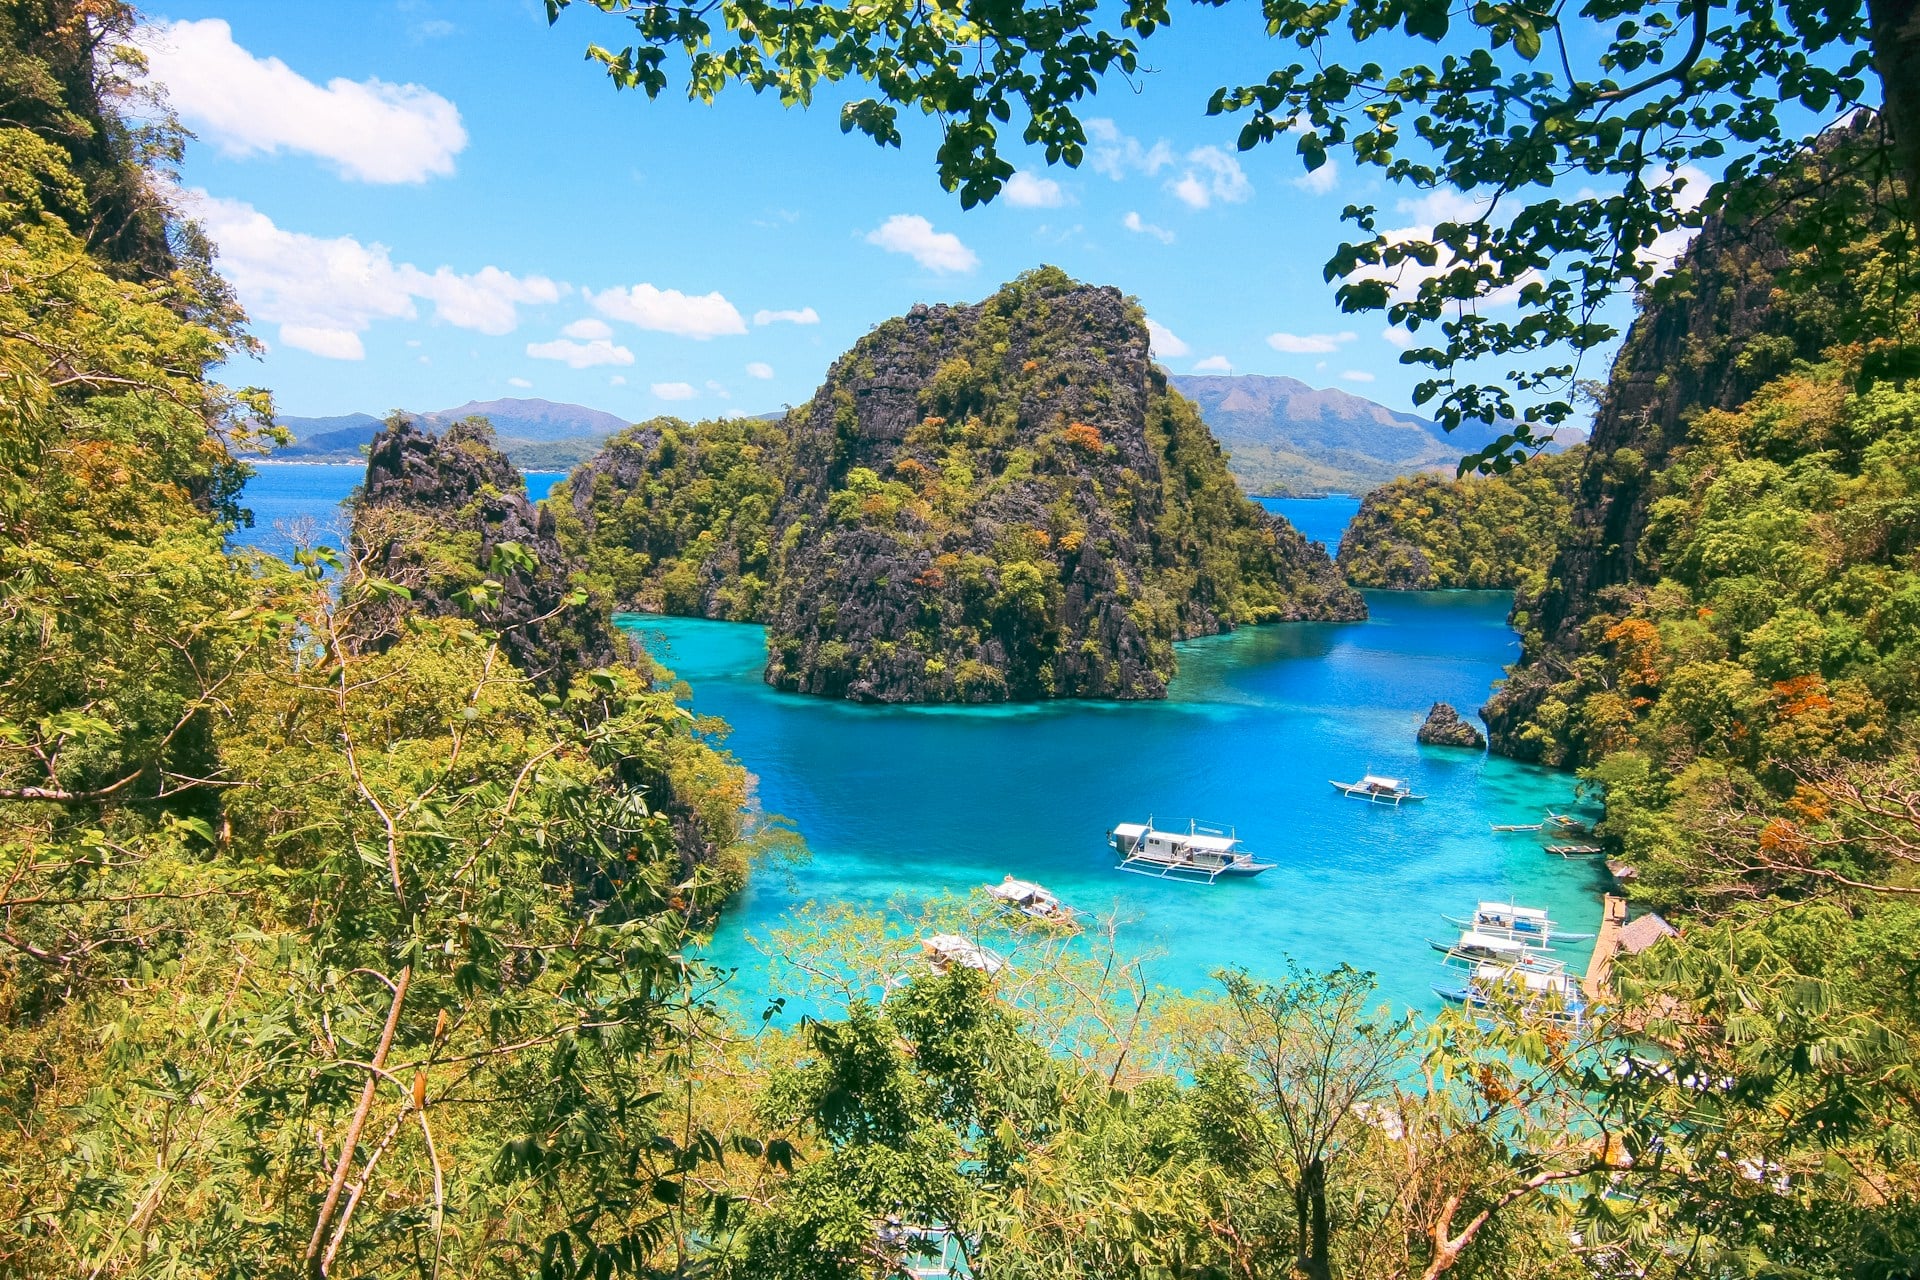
[986,875,1079,926]
[1433,961,1587,1024]
[921,933,1006,976]
[1428,929,1558,966]
[1441,901,1597,945]
[1330,774,1425,805]
[1108,819,1273,882]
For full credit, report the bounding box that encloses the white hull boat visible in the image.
[1108,819,1273,882]
[986,876,1079,926]
[1331,774,1425,805]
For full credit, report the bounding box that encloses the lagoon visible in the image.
[235,464,1598,1020]
[624,586,1600,1023]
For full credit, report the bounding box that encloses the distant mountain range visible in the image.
[274,399,631,470]
[1168,374,1580,495]
[272,383,1580,494]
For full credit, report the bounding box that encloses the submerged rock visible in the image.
[1417,702,1486,749]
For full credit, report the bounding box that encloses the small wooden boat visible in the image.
[1442,901,1597,945]
[1433,961,1587,1025]
[921,933,1005,976]
[986,875,1079,926]
[1546,844,1604,858]
[1108,819,1273,882]
[1491,822,1544,832]
[1330,774,1425,805]
[1545,811,1595,836]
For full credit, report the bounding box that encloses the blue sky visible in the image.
[140,0,1615,422]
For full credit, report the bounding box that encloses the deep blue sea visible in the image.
[235,465,1600,1019]
[231,463,565,560]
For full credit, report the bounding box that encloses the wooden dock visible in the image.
[1581,894,1630,1002]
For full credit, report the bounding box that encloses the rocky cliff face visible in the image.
[349,417,620,692]
[1482,133,1902,759]
[559,269,1363,703]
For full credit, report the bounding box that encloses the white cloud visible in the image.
[1193,355,1234,373]
[1267,330,1357,355]
[705,379,731,399]
[1003,172,1066,208]
[1168,146,1252,209]
[526,337,635,369]
[1641,164,1713,274]
[281,325,364,360]
[864,214,978,273]
[652,381,698,400]
[1122,211,1174,244]
[136,19,466,184]
[589,283,747,339]
[1087,119,1175,179]
[1360,188,1538,308]
[753,306,820,326]
[1382,326,1415,349]
[1340,369,1377,383]
[507,376,532,389]
[180,189,562,358]
[563,317,613,340]
[610,375,627,386]
[1292,157,1339,195]
[409,265,563,335]
[1146,319,1189,358]
[746,362,775,379]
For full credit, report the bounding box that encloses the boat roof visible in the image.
[922,934,1005,974]
[991,877,1049,899]
[1111,823,1148,839]
[1475,963,1568,993]
[1179,831,1240,853]
[1478,902,1550,922]
[1459,931,1527,954]
[1360,774,1406,788]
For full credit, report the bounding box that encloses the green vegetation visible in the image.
[557,271,1359,703]
[1338,448,1584,591]
[550,414,787,621]
[1,11,762,1272]
[553,0,1920,460]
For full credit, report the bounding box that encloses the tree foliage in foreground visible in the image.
[551,0,1917,461]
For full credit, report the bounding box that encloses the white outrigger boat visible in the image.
[1428,929,1557,966]
[1441,901,1596,945]
[1108,819,1274,882]
[986,876,1079,926]
[1331,773,1425,805]
[1433,961,1587,1025]
[921,933,1005,976]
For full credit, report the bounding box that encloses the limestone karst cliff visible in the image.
[556,268,1364,703]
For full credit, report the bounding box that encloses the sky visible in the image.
[136,0,1626,423]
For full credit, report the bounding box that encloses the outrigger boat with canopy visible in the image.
[1441,901,1597,945]
[986,876,1079,926]
[1428,929,1558,966]
[920,934,1005,976]
[1433,961,1588,1025]
[1330,774,1425,805]
[1108,819,1273,882]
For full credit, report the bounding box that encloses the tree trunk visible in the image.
[1868,0,1920,222]
[1295,1157,1332,1280]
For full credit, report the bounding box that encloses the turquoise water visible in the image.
[231,463,565,559]
[1256,494,1360,553]
[623,589,1603,1022]
[229,467,1600,1017]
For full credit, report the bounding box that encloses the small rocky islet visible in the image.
[552,267,1363,704]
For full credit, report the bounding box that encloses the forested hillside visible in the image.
[556,271,1363,704]
[0,8,760,1270]
[1337,448,1584,591]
